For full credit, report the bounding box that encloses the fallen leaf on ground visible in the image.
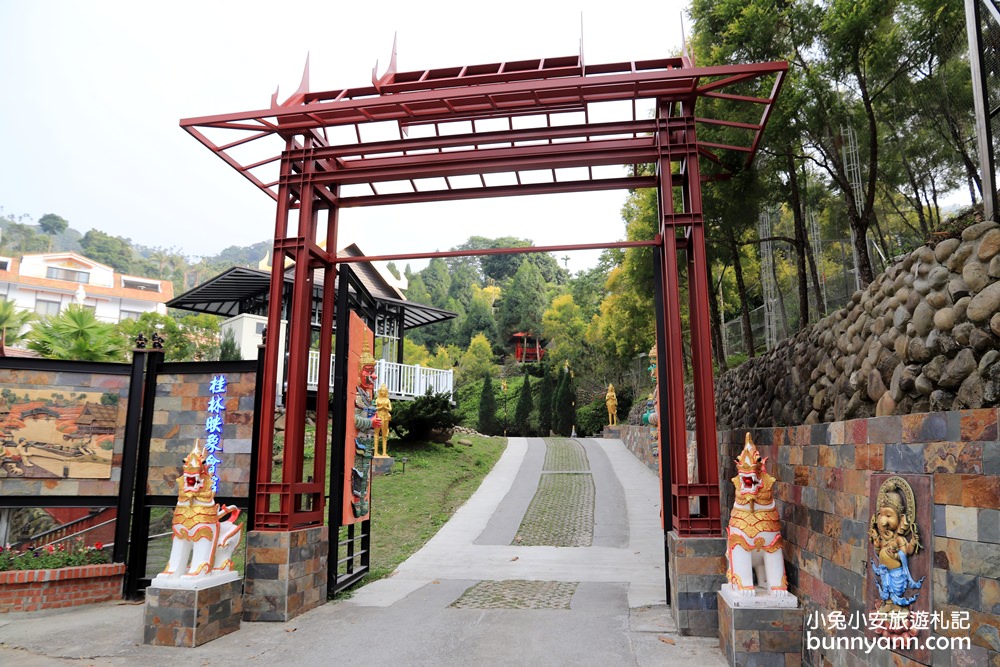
[510,556,519,561]
[657,636,675,645]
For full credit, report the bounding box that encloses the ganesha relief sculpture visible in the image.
[869,476,924,636]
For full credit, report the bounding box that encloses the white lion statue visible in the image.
[726,433,789,598]
[154,441,242,586]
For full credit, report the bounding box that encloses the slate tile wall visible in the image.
[720,408,1000,667]
[148,370,256,498]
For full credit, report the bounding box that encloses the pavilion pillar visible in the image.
[245,136,335,622]
[656,99,726,637]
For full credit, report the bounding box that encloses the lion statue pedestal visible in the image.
[144,441,243,647]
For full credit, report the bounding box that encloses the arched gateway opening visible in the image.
[181,50,785,618]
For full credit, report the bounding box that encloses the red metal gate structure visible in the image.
[181,51,785,545]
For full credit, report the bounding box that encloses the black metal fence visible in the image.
[0,350,262,600]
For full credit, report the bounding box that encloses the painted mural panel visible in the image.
[0,388,119,479]
[0,367,129,497]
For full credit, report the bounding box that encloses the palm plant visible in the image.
[26,305,126,361]
[0,299,34,346]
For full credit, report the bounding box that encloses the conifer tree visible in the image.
[537,366,554,436]
[552,366,566,436]
[478,373,500,436]
[513,370,533,436]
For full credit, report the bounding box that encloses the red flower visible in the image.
[94,542,103,551]
[45,544,55,553]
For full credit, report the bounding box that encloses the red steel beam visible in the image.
[335,176,658,208]
[333,239,659,266]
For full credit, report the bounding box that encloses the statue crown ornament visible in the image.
[359,339,377,370]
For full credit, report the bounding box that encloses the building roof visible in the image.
[167,249,454,331]
[78,403,117,424]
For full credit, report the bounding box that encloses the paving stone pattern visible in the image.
[450,579,578,610]
[543,438,590,471]
[514,440,595,547]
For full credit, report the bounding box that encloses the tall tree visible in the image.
[457,333,495,386]
[459,293,500,350]
[477,373,500,436]
[38,213,68,252]
[497,259,547,344]
[422,257,452,309]
[79,230,135,273]
[551,366,567,436]
[537,366,555,436]
[541,293,586,369]
[513,370,533,436]
[0,223,47,254]
[219,328,241,361]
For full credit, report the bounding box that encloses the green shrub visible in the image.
[392,390,458,442]
[576,396,606,437]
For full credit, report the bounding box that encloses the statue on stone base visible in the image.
[374,384,392,458]
[154,441,242,587]
[725,433,789,599]
[605,383,618,426]
[351,342,382,517]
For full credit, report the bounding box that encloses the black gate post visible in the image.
[247,342,267,532]
[115,347,149,581]
[122,347,163,600]
[653,246,673,603]
[327,267,352,596]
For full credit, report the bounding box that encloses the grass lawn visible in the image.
[364,434,506,583]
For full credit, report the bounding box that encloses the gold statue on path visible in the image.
[605,383,618,426]
[374,384,392,457]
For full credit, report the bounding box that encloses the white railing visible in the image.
[305,352,454,400]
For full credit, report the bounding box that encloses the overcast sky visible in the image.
[0,0,691,274]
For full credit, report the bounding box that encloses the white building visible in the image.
[0,252,173,324]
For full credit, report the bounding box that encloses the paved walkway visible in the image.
[0,438,725,666]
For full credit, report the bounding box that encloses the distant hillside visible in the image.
[0,212,274,295]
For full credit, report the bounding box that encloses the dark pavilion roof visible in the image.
[167,245,455,330]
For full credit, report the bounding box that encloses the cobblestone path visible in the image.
[513,438,595,547]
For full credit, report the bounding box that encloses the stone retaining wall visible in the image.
[709,221,1000,429]
[0,563,125,613]
[617,424,659,472]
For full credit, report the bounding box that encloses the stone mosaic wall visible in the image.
[148,369,256,498]
[720,408,999,667]
[0,366,131,498]
[617,424,659,472]
[243,525,328,622]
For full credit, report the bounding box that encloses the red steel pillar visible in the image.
[254,136,333,529]
[656,98,722,537]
